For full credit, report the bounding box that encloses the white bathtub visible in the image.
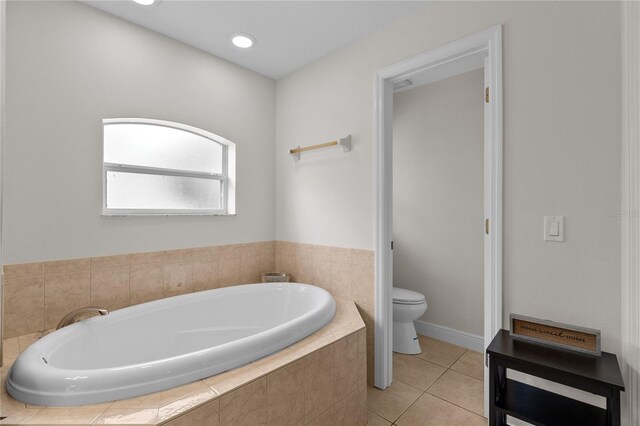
[6,283,336,406]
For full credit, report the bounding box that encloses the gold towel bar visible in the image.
[289,135,351,160]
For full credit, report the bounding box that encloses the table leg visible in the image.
[489,354,496,425]
[489,355,506,426]
[607,391,620,426]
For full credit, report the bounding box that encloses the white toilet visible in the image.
[393,287,427,354]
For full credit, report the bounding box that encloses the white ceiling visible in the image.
[82,0,428,79]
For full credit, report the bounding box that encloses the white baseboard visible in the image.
[414,320,484,352]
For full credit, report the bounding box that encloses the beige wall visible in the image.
[5,1,276,264]
[393,70,484,336]
[276,1,622,353]
[3,242,276,338]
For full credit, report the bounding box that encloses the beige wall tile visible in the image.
[217,253,240,287]
[352,249,374,263]
[332,386,367,426]
[165,249,193,265]
[92,408,159,424]
[44,271,90,329]
[356,303,375,385]
[334,333,359,401]
[0,390,40,425]
[161,399,219,426]
[259,242,276,273]
[192,261,218,292]
[295,252,313,284]
[91,266,130,311]
[189,247,216,264]
[23,405,110,424]
[3,262,44,279]
[351,258,374,306]
[218,243,243,255]
[157,388,218,423]
[304,345,335,423]
[357,329,367,387]
[236,243,259,257]
[275,241,297,252]
[4,276,44,337]
[2,337,19,366]
[44,258,90,275]
[252,347,299,374]
[240,251,261,284]
[306,407,332,426]
[266,358,306,425]
[129,251,165,265]
[164,263,193,297]
[331,257,352,300]
[130,262,164,305]
[110,381,212,410]
[312,254,333,293]
[311,245,334,258]
[91,255,129,270]
[204,363,264,396]
[331,246,354,259]
[275,250,296,278]
[220,378,267,426]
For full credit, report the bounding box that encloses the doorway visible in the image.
[373,25,503,417]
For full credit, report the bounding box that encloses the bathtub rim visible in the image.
[6,282,337,407]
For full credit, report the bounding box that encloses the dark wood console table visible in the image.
[486,329,624,426]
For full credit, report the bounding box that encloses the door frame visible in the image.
[373,25,503,414]
[621,2,640,425]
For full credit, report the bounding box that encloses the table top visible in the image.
[487,329,625,391]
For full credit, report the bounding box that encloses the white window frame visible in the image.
[102,118,236,216]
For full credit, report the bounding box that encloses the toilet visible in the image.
[393,287,427,354]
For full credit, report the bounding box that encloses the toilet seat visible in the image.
[392,287,426,305]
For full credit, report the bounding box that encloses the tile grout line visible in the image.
[425,348,487,420]
[427,392,486,420]
[447,350,485,382]
[392,387,427,424]
[388,345,487,423]
[382,347,464,423]
[379,377,426,424]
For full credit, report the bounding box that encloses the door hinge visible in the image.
[485,87,490,103]
[485,218,490,235]
[391,241,394,250]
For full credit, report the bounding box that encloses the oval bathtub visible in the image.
[7,283,336,406]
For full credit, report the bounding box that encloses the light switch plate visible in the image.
[544,216,564,242]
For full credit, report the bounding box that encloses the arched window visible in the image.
[102,118,236,215]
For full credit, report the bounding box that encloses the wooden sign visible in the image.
[509,314,601,356]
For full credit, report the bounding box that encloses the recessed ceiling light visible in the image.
[231,33,255,49]
[132,0,155,5]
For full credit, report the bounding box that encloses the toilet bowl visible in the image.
[393,287,427,354]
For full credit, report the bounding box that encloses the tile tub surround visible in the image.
[0,298,367,425]
[276,242,375,385]
[2,241,376,385]
[2,242,276,338]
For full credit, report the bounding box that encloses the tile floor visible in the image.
[367,336,487,426]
